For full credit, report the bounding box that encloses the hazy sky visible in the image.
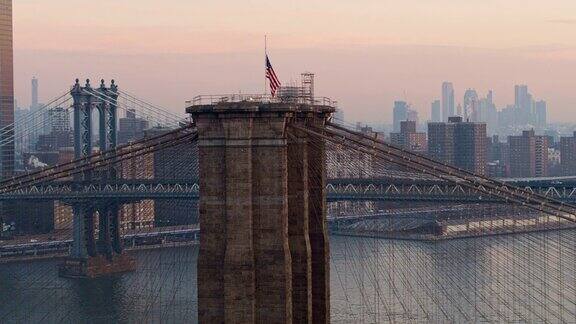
[13,0,576,123]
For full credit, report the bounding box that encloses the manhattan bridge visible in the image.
[1,79,576,323]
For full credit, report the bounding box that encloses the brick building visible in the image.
[508,129,548,178]
[390,120,427,153]
[428,117,486,175]
[560,131,576,176]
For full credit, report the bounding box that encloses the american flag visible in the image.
[265,55,281,97]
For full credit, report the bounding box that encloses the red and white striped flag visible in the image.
[265,55,281,97]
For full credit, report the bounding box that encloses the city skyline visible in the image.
[11,1,576,124]
[3,2,576,323]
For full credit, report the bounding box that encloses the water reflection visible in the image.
[1,232,575,323]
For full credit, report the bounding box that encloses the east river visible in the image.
[1,231,576,323]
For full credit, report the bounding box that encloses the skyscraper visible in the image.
[431,100,441,122]
[0,0,14,178]
[535,100,547,128]
[514,85,532,124]
[514,85,529,111]
[463,89,479,121]
[31,77,38,110]
[441,82,454,122]
[478,90,498,134]
[392,101,408,132]
[14,106,30,167]
[29,77,44,150]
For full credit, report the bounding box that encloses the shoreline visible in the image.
[4,224,576,263]
[331,224,576,242]
[0,240,198,265]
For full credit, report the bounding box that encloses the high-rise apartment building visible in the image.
[441,82,455,122]
[47,107,71,133]
[392,101,408,132]
[560,131,576,176]
[428,117,486,175]
[508,130,548,178]
[486,135,509,177]
[390,120,427,153]
[118,109,150,144]
[487,135,509,164]
[34,107,73,152]
[0,0,14,178]
[431,100,441,122]
[534,136,548,177]
[428,121,455,164]
[453,118,487,175]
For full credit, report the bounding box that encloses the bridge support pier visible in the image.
[60,203,135,278]
[190,101,334,324]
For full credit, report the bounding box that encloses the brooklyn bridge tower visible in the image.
[188,93,334,323]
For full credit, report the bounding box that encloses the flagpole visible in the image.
[264,35,267,96]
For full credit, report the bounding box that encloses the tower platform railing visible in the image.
[188,93,336,107]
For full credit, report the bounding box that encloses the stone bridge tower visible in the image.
[188,99,334,323]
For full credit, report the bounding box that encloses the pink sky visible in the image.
[13,0,576,123]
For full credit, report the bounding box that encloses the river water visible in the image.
[1,231,576,323]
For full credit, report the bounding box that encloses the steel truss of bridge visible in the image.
[326,178,576,203]
[5,177,576,203]
[0,180,199,202]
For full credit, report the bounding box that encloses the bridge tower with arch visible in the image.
[59,79,136,278]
